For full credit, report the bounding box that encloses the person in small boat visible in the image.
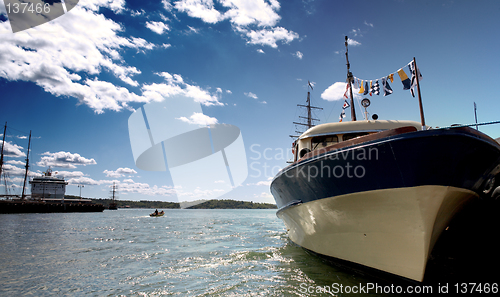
[154,209,158,215]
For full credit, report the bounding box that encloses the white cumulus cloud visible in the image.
[171,0,298,48]
[146,21,170,34]
[238,26,298,48]
[37,151,97,169]
[176,112,219,126]
[51,170,86,178]
[244,92,258,99]
[321,82,361,101]
[1,142,26,158]
[142,72,224,106]
[174,0,224,24]
[103,167,138,178]
[0,1,154,114]
[347,38,361,46]
[67,176,101,186]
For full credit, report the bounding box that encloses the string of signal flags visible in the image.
[350,59,422,97]
[340,59,423,122]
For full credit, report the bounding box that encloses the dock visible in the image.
[0,199,105,214]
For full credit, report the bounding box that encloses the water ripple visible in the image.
[0,209,383,296]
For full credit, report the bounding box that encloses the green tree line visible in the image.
[65,196,276,209]
[186,199,277,209]
[64,196,180,209]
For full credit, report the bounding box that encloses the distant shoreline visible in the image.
[76,196,276,209]
[186,199,277,209]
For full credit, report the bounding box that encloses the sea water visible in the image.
[0,209,495,296]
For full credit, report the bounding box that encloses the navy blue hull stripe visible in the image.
[271,127,500,209]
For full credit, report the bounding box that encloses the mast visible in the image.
[293,82,323,135]
[306,91,312,128]
[345,36,356,121]
[0,122,6,179]
[413,57,426,129]
[21,131,31,200]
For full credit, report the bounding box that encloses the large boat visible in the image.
[108,182,118,210]
[30,167,68,199]
[271,119,500,281]
[0,124,105,213]
[270,39,500,282]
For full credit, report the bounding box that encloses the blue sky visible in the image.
[1,0,499,203]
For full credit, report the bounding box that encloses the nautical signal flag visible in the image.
[343,83,350,99]
[339,110,346,122]
[397,68,411,90]
[408,61,423,97]
[339,99,349,122]
[372,80,380,95]
[381,77,393,96]
[358,80,365,94]
[388,73,394,83]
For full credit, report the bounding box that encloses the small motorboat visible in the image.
[150,210,164,217]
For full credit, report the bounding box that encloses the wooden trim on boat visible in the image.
[297,126,418,163]
[450,126,500,149]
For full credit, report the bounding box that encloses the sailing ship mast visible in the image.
[111,182,117,201]
[292,82,323,135]
[0,123,6,179]
[108,182,118,210]
[0,124,31,199]
[21,131,31,200]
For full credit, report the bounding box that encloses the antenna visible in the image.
[474,102,478,130]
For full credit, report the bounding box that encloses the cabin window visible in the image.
[342,132,369,141]
[311,135,339,151]
[299,148,311,158]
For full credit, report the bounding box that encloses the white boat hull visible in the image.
[277,185,477,282]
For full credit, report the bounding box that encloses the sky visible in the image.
[1,0,500,204]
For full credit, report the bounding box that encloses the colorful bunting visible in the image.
[351,60,423,98]
[397,68,411,90]
[339,99,350,122]
[339,110,346,122]
[408,60,423,97]
[343,83,350,99]
[363,81,369,95]
[381,77,393,96]
[352,78,360,89]
[358,80,365,94]
[372,80,380,95]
